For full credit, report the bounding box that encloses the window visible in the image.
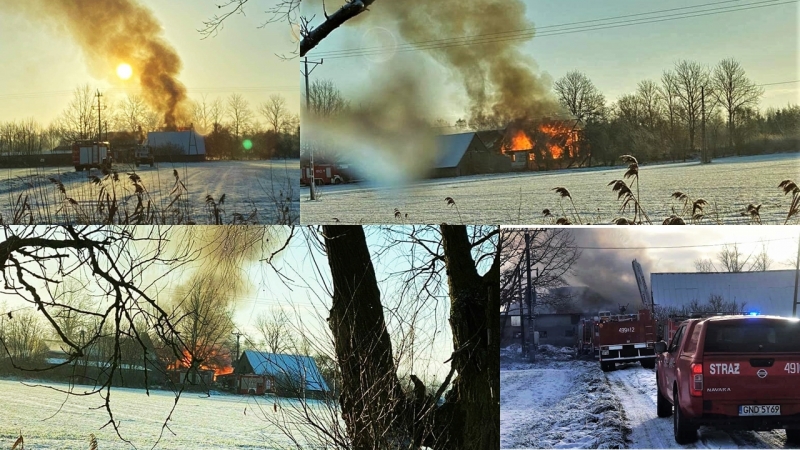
[668,326,685,353]
[704,320,800,353]
[511,316,520,327]
[510,154,517,162]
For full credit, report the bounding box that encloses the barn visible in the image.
[233,350,329,398]
[651,270,799,317]
[432,132,510,178]
[147,128,206,162]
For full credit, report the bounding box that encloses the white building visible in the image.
[147,129,206,155]
[651,270,798,317]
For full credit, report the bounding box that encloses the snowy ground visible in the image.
[301,153,800,224]
[500,346,795,449]
[1,160,300,224]
[0,378,335,449]
[606,362,791,449]
[500,345,629,449]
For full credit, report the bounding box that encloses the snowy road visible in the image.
[1,160,299,224]
[606,362,792,449]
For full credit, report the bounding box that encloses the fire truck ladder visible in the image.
[632,259,653,312]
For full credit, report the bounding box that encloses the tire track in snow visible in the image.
[605,363,787,449]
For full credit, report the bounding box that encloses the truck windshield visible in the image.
[704,320,800,353]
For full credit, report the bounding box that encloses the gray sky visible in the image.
[0,0,300,125]
[304,0,798,124]
[540,226,799,306]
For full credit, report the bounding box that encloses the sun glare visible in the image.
[116,63,132,80]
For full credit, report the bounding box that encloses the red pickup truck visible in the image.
[654,315,800,444]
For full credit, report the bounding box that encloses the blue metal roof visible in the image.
[434,132,476,169]
[241,350,329,392]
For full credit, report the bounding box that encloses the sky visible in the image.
[303,0,799,124]
[0,0,300,125]
[505,225,800,311]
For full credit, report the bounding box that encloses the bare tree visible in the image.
[170,277,235,380]
[636,79,664,133]
[694,258,716,272]
[259,94,289,132]
[711,58,763,154]
[254,307,292,354]
[118,94,151,135]
[553,71,606,124]
[0,309,49,363]
[226,93,253,139]
[308,79,349,119]
[500,228,582,312]
[659,70,685,159]
[671,60,710,159]
[58,84,96,142]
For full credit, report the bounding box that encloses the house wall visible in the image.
[500,313,581,348]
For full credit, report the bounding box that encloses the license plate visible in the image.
[739,405,780,416]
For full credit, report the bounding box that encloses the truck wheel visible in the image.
[673,386,698,444]
[641,359,656,369]
[601,361,614,372]
[786,429,800,444]
[656,375,672,417]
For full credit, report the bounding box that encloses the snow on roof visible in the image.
[241,350,329,392]
[434,132,477,169]
[651,270,798,317]
[146,130,206,155]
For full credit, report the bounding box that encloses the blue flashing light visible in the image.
[747,311,759,316]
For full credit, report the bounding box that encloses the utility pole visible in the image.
[93,90,106,142]
[302,57,323,200]
[524,232,535,362]
[793,233,799,317]
[517,264,526,357]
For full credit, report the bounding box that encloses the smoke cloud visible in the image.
[566,229,658,313]
[3,0,188,127]
[376,0,558,126]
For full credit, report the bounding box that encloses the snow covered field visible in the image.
[1,160,299,224]
[500,346,796,449]
[301,153,800,224]
[0,379,333,449]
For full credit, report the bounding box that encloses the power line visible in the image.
[315,0,751,57]
[757,80,800,87]
[569,236,797,250]
[313,0,796,60]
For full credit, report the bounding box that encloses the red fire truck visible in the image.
[596,308,658,371]
[301,163,357,186]
[72,140,112,171]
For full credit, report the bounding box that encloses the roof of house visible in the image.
[651,270,797,317]
[434,132,477,169]
[240,350,329,392]
[146,130,206,155]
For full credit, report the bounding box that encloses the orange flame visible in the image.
[503,130,534,152]
[167,348,233,381]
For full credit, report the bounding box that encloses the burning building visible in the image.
[501,119,583,171]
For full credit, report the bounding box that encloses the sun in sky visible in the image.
[116,63,133,80]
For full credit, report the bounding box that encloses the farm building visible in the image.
[147,128,206,161]
[500,303,582,348]
[233,350,329,397]
[432,132,510,178]
[651,270,799,317]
